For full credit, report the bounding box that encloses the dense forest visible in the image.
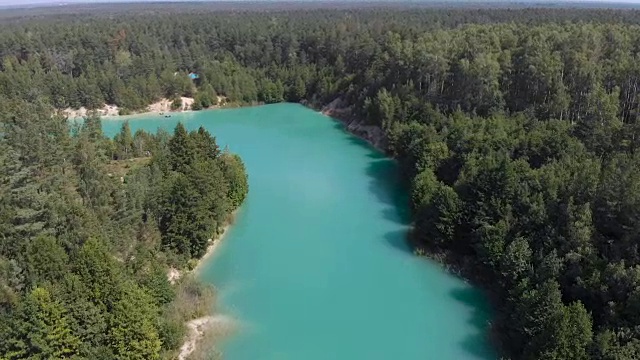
[5,4,640,359]
[0,96,248,358]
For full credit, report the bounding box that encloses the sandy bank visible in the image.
[178,317,215,360]
[178,315,236,360]
[62,96,227,119]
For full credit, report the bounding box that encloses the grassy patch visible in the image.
[105,157,151,180]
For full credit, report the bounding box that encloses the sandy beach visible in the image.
[62,96,226,119]
[178,316,216,360]
[178,314,236,360]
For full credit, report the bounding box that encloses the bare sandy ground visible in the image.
[178,315,236,360]
[62,104,121,118]
[178,317,213,360]
[62,96,224,119]
[146,97,195,114]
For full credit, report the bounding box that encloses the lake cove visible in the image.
[103,103,496,360]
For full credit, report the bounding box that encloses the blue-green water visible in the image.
[103,103,495,360]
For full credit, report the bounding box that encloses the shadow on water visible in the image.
[334,119,414,252]
[381,208,404,223]
[384,229,413,254]
[364,159,411,222]
[364,158,400,205]
[450,287,496,359]
[326,110,496,359]
[329,119,408,219]
[331,121,381,159]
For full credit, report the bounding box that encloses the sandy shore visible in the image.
[193,220,234,274]
[62,96,226,119]
[178,314,236,360]
[179,316,215,360]
[172,213,239,359]
[168,216,235,285]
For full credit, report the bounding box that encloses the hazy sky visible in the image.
[1,0,640,7]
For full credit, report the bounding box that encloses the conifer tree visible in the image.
[4,287,80,360]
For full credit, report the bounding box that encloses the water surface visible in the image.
[103,103,495,360]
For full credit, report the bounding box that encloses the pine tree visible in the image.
[190,126,220,160]
[5,287,80,359]
[108,282,161,360]
[25,235,69,285]
[220,152,249,210]
[158,173,211,258]
[114,121,134,160]
[168,123,195,173]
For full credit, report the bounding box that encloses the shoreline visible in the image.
[60,97,267,121]
[63,97,196,119]
[171,101,383,360]
[178,315,235,360]
[158,100,497,358]
[166,221,231,285]
[61,96,235,120]
[161,100,494,358]
[173,210,240,360]
[179,316,217,360]
[311,98,503,353]
[304,98,388,153]
[194,213,237,274]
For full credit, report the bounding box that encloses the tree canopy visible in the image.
[3,4,640,359]
[0,93,247,359]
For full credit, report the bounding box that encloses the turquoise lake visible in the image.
[103,103,495,360]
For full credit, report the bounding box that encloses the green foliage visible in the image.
[157,123,243,259]
[113,121,134,160]
[419,184,461,247]
[4,287,80,359]
[168,123,195,173]
[410,169,439,214]
[191,101,203,111]
[191,127,221,160]
[118,108,132,116]
[73,239,124,310]
[108,282,161,360]
[0,91,247,359]
[287,76,306,102]
[158,173,212,258]
[156,316,185,354]
[219,152,249,210]
[6,6,640,359]
[194,84,218,110]
[139,264,175,307]
[170,97,182,111]
[24,235,69,286]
